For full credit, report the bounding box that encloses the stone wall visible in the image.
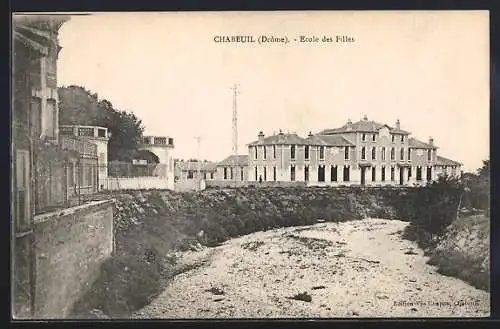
[32,200,114,318]
[111,187,409,246]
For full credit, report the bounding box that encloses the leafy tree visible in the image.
[461,159,490,214]
[58,85,145,162]
[477,159,489,178]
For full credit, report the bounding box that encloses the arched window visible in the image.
[371,147,376,160]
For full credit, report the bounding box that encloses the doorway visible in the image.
[360,167,366,186]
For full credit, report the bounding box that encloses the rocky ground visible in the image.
[133,218,490,319]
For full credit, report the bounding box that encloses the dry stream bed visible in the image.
[133,218,489,318]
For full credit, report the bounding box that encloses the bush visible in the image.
[407,177,463,235]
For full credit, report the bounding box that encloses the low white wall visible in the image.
[102,177,172,191]
[174,179,206,192]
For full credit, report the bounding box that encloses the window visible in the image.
[290,165,296,181]
[362,133,366,142]
[223,168,227,180]
[361,147,366,160]
[304,166,309,181]
[255,167,258,180]
[372,134,376,142]
[331,166,338,182]
[381,147,386,161]
[391,167,395,181]
[273,166,276,181]
[400,148,404,161]
[98,128,106,137]
[427,167,432,181]
[240,167,244,181]
[344,147,349,160]
[372,167,376,182]
[381,166,386,182]
[390,148,395,161]
[319,146,325,160]
[203,172,207,180]
[291,145,296,160]
[416,167,422,181]
[427,149,432,161]
[408,149,411,161]
[263,146,267,160]
[47,100,57,138]
[68,163,75,187]
[305,145,310,160]
[343,166,350,182]
[273,145,276,159]
[254,147,258,159]
[391,135,395,143]
[211,172,214,180]
[401,135,404,143]
[408,167,412,179]
[318,165,325,182]
[230,167,234,180]
[15,150,30,230]
[371,147,376,160]
[263,167,267,181]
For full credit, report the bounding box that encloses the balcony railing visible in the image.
[60,136,97,158]
[141,135,175,147]
[59,125,109,139]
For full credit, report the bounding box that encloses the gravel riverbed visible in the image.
[133,218,490,318]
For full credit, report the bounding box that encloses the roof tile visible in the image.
[218,155,249,166]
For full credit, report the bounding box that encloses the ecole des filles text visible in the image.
[213,35,355,44]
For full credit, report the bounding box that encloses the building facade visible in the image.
[247,116,462,186]
[12,14,70,317]
[175,160,217,181]
[216,155,249,182]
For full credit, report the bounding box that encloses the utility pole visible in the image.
[231,84,240,178]
[194,136,201,180]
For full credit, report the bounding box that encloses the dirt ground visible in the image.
[133,218,490,318]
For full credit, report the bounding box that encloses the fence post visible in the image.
[78,161,81,206]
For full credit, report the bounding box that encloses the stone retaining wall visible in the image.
[32,200,114,318]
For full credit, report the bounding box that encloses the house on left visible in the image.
[12,15,114,319]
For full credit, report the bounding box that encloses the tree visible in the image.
[461,159,490,214]
[58,85,145,162]
[477,159,489,178]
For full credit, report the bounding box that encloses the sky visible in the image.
[54,11,489,172]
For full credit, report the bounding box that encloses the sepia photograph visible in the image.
[11,10,490,319]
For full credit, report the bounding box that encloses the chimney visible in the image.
[308,131,313,137]
[258,131,265,142]
[346,119,352,130]
[278,129,284,135]
[395,119,401,130]
[428,136,434,146]
[363,114,368,121]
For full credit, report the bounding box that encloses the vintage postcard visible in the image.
[11,11,490,319]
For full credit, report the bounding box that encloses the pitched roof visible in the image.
[218,155,249,166]
[436,156,462,166]
[176,161,217,172]
[309,134,355,147]
[247,133,311,146]
[409,137,437,149]
[319,119,411,135]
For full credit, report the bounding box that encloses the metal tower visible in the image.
[231,84,239,170]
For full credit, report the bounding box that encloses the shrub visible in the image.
[408,177,463,235]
